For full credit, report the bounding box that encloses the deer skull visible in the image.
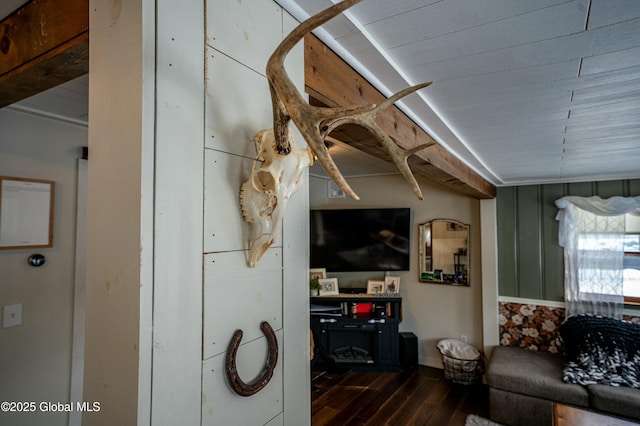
[240,0,434,267]
[240,128,313,267]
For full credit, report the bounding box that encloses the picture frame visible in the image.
[384,276,400,294]
[318,277,339,296]
[309,268,327,280]
[0,176,55,250]
[421,271,434,281]
[367,280,385,295]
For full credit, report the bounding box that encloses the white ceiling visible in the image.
[0,0,89,125]
[8,74,89,125]
[0,0,23,20]
[4,0,640,187]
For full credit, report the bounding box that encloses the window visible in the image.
[575,221,640,303]
[624,233,640,302]
[556,196,640,319]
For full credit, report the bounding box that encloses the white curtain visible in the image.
[555,196,640,319]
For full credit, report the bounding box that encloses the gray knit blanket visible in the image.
[559,314,640,388]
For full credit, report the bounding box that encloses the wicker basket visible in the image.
[438,347,485,385]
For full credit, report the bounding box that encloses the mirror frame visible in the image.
[418,219,470,286]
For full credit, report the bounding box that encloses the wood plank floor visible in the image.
[311,366,489,426]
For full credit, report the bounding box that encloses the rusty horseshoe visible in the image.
[225,321,278,397]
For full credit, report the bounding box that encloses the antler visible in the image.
[267,0,434,200]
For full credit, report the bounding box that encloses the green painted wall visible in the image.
[497,179,640,301]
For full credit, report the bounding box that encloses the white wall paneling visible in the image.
[152,0,205,423]
[265,413,285,425]
[203,249,283,361]
[206,0,283,74]
[203,149,274,253]
[204,0,309,424]
[205,47,272,158]
[279,9,310,425]
[201,329,284,425]
[280,153,311,426]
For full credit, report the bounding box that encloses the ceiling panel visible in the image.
[4,0,640,187]
[0,0,27,20]
[580,47,640,75]
[282,0,640,185]
[378,2,586,59]
[588,0,640,29]
[8,75,89,125]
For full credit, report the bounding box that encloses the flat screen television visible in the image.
[310,208,411,272]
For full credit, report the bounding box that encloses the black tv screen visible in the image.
[310,208,411,272]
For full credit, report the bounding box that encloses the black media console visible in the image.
[310,294,402,372]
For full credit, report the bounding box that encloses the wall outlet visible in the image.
[327,180,345,198]
[3,304,22,328]
[460,334,468,343]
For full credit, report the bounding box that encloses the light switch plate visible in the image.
[3,304,22,328]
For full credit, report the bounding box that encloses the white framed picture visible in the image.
[367,280,385,295]
[318,278,339,296]
[309,268,327,280]
[384,276,400,294]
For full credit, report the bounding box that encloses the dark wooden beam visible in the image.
[305,34,496,200]
[0,0,89,108]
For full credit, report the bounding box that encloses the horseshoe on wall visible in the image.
[225,321,278,397]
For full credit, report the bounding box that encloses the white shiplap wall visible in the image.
[203,0,310,424]
[85,0,309,424]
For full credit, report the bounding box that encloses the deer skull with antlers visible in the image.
[240,0,434,267]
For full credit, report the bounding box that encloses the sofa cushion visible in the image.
[486,346,589,407]
[489,387,555,426]
[588,384,640,422]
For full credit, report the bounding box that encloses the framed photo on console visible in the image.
[367,280,385,295]
[318,278,339,296]
[384,276,400,294]
[309,268,327,280]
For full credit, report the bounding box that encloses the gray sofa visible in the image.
[486,346,640,425]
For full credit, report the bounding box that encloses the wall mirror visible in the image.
[418,219,469,286]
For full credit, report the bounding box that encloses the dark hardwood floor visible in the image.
[311,366,489,426]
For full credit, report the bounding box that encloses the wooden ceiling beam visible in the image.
[0,0,89,108]
[304,34,496,200]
